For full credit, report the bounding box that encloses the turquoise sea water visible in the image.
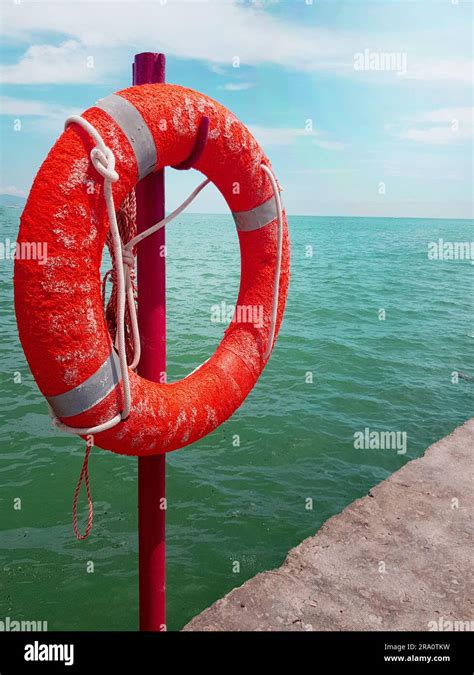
[0,207,472,631]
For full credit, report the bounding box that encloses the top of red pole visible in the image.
[133,52,166,87]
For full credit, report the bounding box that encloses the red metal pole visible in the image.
[133,52,166,631]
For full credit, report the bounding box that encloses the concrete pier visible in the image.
[184,420,473,631]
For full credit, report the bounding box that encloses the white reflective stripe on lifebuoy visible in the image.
[95,94,157,180]
[232,193,283,232]
[46,350,122,419]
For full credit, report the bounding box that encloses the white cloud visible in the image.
[399,127,459,145]
[0,96,80,134]
[399,60,474,85]
[248,125,316,147]
[0,95,77,118]
[0,185,27,197]
[220,82,255,91]
[0,40,100,85]
[391,107,474,145]
[288,168,354,175]
[1,1,471,86]
[209,64,227,76]
[0,1,419,84]
[248,124,345,151]
[0,2,355,73]
[417,107,474,125]
[313,139,347,151]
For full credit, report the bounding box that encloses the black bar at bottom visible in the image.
[0,630,470,673]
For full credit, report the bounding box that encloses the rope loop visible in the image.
[90,146,119,183]
[121,247,135,269]
[72,443,94,541]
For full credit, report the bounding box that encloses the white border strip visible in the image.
[95,93,157,180]
[46,350,122,419]
[232,194,283,232]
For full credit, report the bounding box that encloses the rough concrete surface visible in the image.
[184,420,473,631]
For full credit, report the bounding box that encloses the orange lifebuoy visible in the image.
[14,83,290,456]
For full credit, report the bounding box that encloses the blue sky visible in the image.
[0,0,473,218]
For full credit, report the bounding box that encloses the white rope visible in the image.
[50,115,283,437]
[125,178,210,251]
[261,164,283,360]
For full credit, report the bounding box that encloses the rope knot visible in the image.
[121,247,135,270]
[90,146,119,183]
